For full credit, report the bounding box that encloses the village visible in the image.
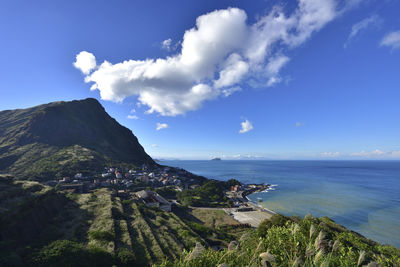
[44,164,197,193]
[43,164,274,226]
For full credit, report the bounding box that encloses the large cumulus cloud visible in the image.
[74,0,347,116]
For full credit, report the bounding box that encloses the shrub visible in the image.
[88,246,114,267]
[154,215,400,267]
[177,180,230,207]
[33,240,90,267]
[116,247,136,266]
[257,214,291,237]
[88,230,115,242]
[33,240,115,267]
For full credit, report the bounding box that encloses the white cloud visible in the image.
[162,38,172,50]
[344,15,382,48]
[156,122,169,130]
[348,149,400,159]
[152,144,159,147]
[350,149,386,157]
[239,119,253,134]
[214,54,249,89]
[130,109,136,113]
[76,1,345,116]
[266,55,290,75]
[390,151,400,157]
[266,76,282,87]
[127,115,139,120]
[295,122,304,127]
[222,86,242,97]
[380,31,400,50]
[320,152,340,157]
[73,51,97,74]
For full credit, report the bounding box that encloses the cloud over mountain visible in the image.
[75,0,349,116]
[74,51,97,75]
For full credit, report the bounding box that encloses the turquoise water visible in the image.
[163,160,400,247]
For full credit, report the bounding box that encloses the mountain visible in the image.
[0,98,155,180]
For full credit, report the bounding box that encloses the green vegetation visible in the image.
[0,178,240,266]
[172,206,250,245]
[177,180,231,207]
[33,240,114,267]
[0,98,154,180]
[156,214,400,267]
[155,186,179,199]
[191,208,239,228]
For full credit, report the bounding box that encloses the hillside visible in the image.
[0,98,154,180]
[1,175,399,267]
[0,176,245,266]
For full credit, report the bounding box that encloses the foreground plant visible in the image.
[155,214,400,267]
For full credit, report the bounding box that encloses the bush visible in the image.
[33,240,90,267]
[116,247,136,266]
[88,230,115,242]
[257,214,291,237]
[155,187,177,199]
[155,214,400,267]
[33,240,115,267]
[177,180,230,207]
[186,221,212,238]
[88,246,114,267]
[121,199,132,205]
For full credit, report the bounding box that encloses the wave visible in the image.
[262,184,278,193]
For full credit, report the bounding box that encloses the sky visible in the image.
[1,0,400,160]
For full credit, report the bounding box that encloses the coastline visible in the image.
[163,160,400,248]
[223,183,277,227]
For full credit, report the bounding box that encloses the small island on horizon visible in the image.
[211,157,222,161]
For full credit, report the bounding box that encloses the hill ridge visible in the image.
[0,98,154,180]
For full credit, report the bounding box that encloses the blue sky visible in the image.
[1,0,400,160]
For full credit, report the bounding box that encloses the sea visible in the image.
[163,160,400,248]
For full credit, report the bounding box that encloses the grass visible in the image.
[3,179,399,267]
[191,208,239,228]
[85,188,115,253]
[155,214,400,267]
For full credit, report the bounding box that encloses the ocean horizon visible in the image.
[163,159,400,248]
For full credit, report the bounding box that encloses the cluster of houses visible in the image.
[44,164,200,196]
[96,165,184,188]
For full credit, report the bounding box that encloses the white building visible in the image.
[135,190,171,212]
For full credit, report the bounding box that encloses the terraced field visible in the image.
[57,188,208,266]
[0,178,248,266]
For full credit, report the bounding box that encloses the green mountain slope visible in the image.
[0,176,241,266]
[0,98,154,180]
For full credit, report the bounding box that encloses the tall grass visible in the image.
[155,214,400,267]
